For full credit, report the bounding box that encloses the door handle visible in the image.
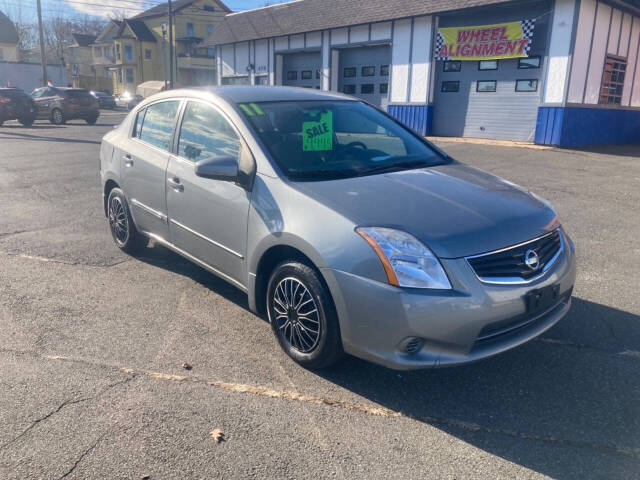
[167,177,184,192]
[124,154,133,167]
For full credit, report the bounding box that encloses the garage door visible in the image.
[339,45,391,109]
[282,52,321,89]
[433,57,543,141]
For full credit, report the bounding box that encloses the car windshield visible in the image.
[238,100,447,181]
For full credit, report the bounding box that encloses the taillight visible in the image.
[0,97,10,104]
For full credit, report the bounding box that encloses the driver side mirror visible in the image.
[194,155,238,182]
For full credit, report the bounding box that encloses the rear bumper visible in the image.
[322,230,577,370]
[63,106,99,118]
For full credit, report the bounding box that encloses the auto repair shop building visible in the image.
[205,0,640,146]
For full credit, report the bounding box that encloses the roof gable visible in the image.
[115,20,156,43]
[132,0,230,20]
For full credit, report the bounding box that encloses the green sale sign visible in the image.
[302,111,333,151]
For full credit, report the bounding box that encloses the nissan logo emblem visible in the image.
[524,249,540,270]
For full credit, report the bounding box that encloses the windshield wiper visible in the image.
[357,159,431,176]
[289,168,360,181]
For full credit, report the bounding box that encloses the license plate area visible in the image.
[525,284,561,314]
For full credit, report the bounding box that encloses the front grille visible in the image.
[467,229,562,282]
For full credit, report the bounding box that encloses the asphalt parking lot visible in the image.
[0,111,638,479]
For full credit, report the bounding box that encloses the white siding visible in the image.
[306,31,322,47]
[290,34,304,49]
[584,3,612,104]
[370,22,392,40]
[409,16,432,103]
[255,39,269,75]
[618,13,632,57]
[567,0,597,102]
[607,8,622,54]
[220,44,234,76]
[235,42,249,75]
[275,36,288,51]
[331,27,348,45]
[390,18,411,102]
[544,0,577,103]
[350,25,368,43]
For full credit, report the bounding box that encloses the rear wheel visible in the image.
[50,108,65,125]
[85,115,98,125]
[107,188,147,254]
[267,261,343,369]
[19,117,34,127]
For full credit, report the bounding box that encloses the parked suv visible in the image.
[0,88,37,126]
[31,86,99,125]
[91,91,116,109]
[100,87,576,370]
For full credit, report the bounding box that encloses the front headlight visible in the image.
[356,227,452,289]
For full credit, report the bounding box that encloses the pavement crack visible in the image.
[1,348,638,461]
[0,251,133,268]
[0,374,136,451]
[57,433,106,480]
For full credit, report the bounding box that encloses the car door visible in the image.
[121,99,181,239]
[31,88,50,118]
[166,99,252,287]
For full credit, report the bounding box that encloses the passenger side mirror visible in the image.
[194,155,238,182]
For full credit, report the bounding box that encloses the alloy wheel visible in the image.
[272,277,321,353]
[108,196,129,246]
[52,109,63,124]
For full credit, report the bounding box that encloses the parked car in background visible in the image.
[91,91,116,109]
[31,87,99,125]
[115,92,143,110]
[100,86,576,371]
[0,88,37,126]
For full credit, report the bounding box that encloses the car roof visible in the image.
[148,86,353,105]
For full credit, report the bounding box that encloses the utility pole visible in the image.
[168,0,174,89]
[36,0,48,86]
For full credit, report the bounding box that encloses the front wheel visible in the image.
[19,117,34,127]
[267,261,344,369]
[85,115,98,125]
[50,108,65,125]
[107,188,147,254]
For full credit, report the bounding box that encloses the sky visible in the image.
[1,0,291,20]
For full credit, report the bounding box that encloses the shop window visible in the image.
[515,79,538,92]
[518,56,541,69]
[361,66,375,77]
[360,84,374,94]
[477,80,496,92]
[286,71,297,81]
[380,83,388,94]
[380,65,389,76]
[443,60,461,72]
[479,60,497,70]
[441,81,459,92]
[301,70,312,80]
[599,55,626,105]
[343,84,356,94]
[343,67,356,78]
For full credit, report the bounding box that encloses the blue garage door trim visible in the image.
[535,106,640,146]
[387,105,433,136]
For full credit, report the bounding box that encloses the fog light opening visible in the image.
[399,337,424,355]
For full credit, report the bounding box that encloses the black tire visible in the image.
[50,108,65,125]
[106,188,147,254]
[85,115,98,125]
[19,117,34,127]
[267,261,344,369]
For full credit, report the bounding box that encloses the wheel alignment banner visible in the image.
[435,19,536,61]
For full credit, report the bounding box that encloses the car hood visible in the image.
[291,162,559,259]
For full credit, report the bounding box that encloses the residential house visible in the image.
[111,0,229,95]
[66,33,114,91]
[0,11,19,62]
[91,20,121,93]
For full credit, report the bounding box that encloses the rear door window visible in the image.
[138,100,180,151]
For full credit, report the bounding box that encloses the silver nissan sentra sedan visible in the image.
[100,86,576,370]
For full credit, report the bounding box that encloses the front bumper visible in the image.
[322,230,577,370]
